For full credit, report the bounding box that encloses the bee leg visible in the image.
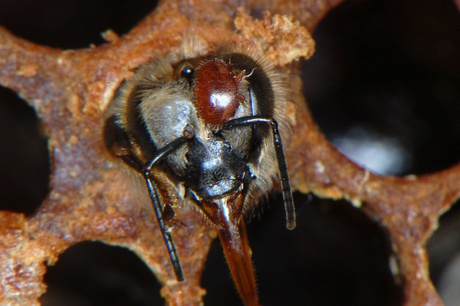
[163,203,186,228]
[104,115,144,170]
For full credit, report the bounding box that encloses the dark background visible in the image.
[1,0,460,305]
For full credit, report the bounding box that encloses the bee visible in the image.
[104,46,296,306]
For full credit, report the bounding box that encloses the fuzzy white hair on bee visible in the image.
[103,44,295,306]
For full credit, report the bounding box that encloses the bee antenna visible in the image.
[143,135,193,281]
[269,119,296,230]
[221,116,296,230]
[145,179,184,281]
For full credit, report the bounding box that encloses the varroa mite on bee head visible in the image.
[104,45,296,306]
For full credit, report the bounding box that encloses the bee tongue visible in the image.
[212,194,259,306]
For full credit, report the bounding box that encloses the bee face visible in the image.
[104,47,295,305]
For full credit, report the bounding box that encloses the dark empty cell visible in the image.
[0,86,49,215]
[303,0,460,176]
[41,241,163,306]
[202,194,403,306]
[0,0,158,49]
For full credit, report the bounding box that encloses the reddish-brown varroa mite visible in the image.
[194,58,248,125]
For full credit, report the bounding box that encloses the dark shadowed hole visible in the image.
[0,86,49,215]
[303,0,460,176]
[202,194,403,306]
[41,241,163,306]
[0,0,158,49]
[428,200,460,306]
